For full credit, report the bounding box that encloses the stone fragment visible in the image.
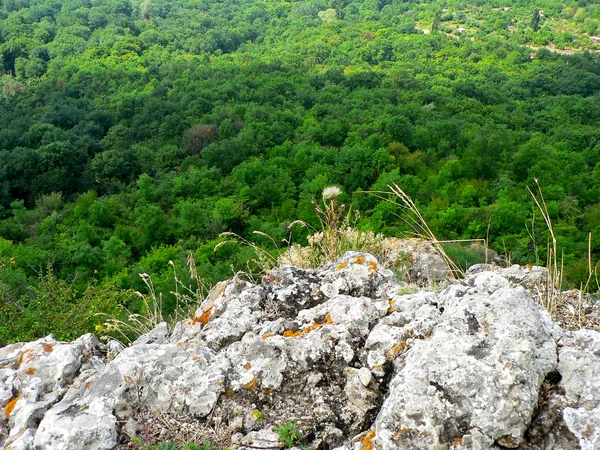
[373,272,559,449]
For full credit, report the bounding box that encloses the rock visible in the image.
[557,330,600,450]
[35,335,229,449]
[382,238,454,283]
[467,264,549,296]
[2,251,600,450]
[1,334,102,450]
[373,272,560,449]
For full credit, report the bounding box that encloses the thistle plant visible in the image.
[282,187,386,268]
[312,186,346,260]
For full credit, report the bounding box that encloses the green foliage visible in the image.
[274,421,303,448]
[1,0,600,343]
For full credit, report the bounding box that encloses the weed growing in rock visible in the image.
[282,187,387,268]
[274,421,303,448]
[527,178,562,317]
[528,179,599,327]
[215,187,387,271]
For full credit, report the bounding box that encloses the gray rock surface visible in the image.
[1,250,599,450]
[558,330,600,450]
[373,272,560,449]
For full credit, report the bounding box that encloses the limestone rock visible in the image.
[2,251,600,450]
[373,272,559,449]
[382,238,453,283]
[558,330,600,450]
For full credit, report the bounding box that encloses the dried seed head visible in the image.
[322,186,342,200]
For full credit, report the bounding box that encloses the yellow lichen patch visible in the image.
[359,429,376,450]
[336,261,348,271]
[262,333,275,339]
[24,367,37,376]
[368,261,378,272]
[123,375,133,383]
[283,329,303,338]
[355,256,366,265]
[385,342,408,359]
[243,377,259,391]
[41,343,54,353]
[283,313,334,338]
[387,299,396,314]
[193,306,213,326]
[243,362,252,370]
[4,396,19,418]
[192,355,200,361]
[452,437,463,447]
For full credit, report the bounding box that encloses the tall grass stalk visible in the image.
[527,178,562,317]
[97,254,207,345]
[214,231,281,280]
[368,183,465,278]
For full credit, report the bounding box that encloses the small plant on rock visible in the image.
[282,187,386,268]
[274,421,302,448]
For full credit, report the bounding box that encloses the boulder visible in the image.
[1,252,599,450]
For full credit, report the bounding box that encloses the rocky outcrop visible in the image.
[1,251,599,450]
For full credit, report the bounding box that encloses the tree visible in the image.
[531,8,541,32]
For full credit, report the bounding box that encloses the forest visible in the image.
[1,0,600,343]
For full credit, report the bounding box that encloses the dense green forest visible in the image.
[1,0,600,343]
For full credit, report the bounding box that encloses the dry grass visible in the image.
[527,179,563,318]
[96,254,207,346]
[367,183,474,279]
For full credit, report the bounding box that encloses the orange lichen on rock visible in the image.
[243,377,259,391]
[24,367,37,376]
[283,313,334,338]
[85,381,92,389]
[4,396,19,418]
[387,299,396,314]
[393,428,409,438]
[336,261,348,271]
[192,355,200,361]
[243,362,252,370]
[193,306,213,326]
[264,273,276,282]
[385,341,408,359]
[368,261,378,272]
[359,429,376,450]
[283,329,304,338]
[355,256,366,265]
[452,437,463,447]
[262,333,275,339]
[41,343,55,353]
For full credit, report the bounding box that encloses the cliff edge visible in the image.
[1,250,599,450]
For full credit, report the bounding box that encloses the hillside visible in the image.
[0,0,599,343]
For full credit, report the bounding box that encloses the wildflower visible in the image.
[322,186,342,201]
